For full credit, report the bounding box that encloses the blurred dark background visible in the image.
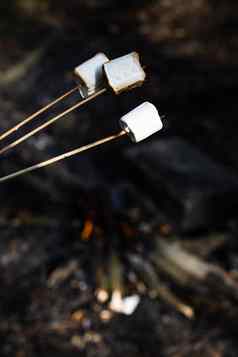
[1,1,238,356]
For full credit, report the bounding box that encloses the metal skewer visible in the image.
[0,130,126,183]
[0,52,110,156]
[0,88,107,156]
[0,102,163,184]
[0,85,80,142]
[0,53,110,144]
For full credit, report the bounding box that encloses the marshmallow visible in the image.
[104,52,146,95]
[119,102,163,142]
[74,53,109,98]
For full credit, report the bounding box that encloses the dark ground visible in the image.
[1,1,238,356]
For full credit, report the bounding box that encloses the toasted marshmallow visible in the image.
[74,53,109,98]
[104,52,146,95]
[119,102,163,142]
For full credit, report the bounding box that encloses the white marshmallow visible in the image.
[119,102,163,143]
[104,52,146,95]
[74,53,109,98]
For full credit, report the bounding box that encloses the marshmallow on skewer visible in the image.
[120,102,163,142]
[0,102,164,183]
[104,52,146,94]
[74,53,109,98]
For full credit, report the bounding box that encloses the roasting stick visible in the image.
[0,53,110,155]
[0,88,107,156]
[0,53,110,143]
[0,52,145,156]
[0,102,163,183]
[0,130,126,183]
[0,85,80,142]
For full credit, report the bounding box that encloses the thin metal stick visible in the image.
[0,130,126,183]
[0,88,107,156]
[0,85,80,142]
